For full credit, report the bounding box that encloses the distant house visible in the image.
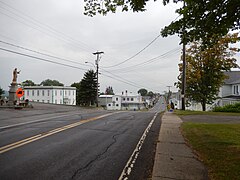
[176,71,240,111]
[217,71,240,106]
[23,86,76,105]
[99,95,113,108]
[100,91,145,111]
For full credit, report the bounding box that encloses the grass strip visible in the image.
[181,123,240,180]
[175,109,240,116]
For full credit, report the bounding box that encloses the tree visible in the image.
[176,33,239,111]
[0,87,4,99]
[21,80,36,86]
[105,86,114,95]
[79,70,98,106]
[40,79,64,86]
[147,91,154,98]
[83,0,240,45]
[161,0,240,45]
[138,88,148,96]
[71,82,81,105]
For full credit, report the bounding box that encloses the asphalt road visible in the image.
[0,99,165,180]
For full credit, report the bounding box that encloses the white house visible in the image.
[99,95,113,108]
[106,91,145,111]
[175,71,240,111]
[23,86,76,105]
[217,71,240,106]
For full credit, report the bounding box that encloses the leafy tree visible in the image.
[79,70,98,106]
[138,88,148,96]
[40,79,64,86]
[176,33,239,111]
[21,80,36,86]
[147,91,154,98]
[71,82,81,105]
[105,86,114,95]
[0,87,4,98]
[83,0,240,45]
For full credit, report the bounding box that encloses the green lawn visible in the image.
[182,123,240,180]
[175,109,240,116]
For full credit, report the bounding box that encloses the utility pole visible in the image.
[181,1,186,110]
[93,51,104,107]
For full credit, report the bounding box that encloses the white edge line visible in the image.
[118,112,158,180]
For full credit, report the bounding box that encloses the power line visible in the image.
[0,47,89,71]
[104,47,181,73]
[102,34,161,68]
[0,1,95,53]
[0,40,90,67]
[0,47,157,91]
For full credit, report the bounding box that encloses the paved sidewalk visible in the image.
[152,112,208,180]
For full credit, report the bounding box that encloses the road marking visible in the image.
[118,112,159,180]
[0,112,84,130]
[0,112,117,154]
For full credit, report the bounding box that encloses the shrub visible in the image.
[213,102,240,112]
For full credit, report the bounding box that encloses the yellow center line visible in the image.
[0,112,118,154]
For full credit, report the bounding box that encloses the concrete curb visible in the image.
[152,112,208,180]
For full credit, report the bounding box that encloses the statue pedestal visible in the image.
[8,83,18,106]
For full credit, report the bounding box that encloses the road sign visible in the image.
[16,88,24,98]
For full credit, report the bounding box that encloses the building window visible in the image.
[55,100,57,104]
[69,90,70,96]
[233,85,239,95]
[60,99,62,104]
[123,98,125,101]
[48,90,50,96]
[37,90,39,96]
[27,90,29,96]
[108,104,111,106]
[60,91,62,96]
[47,100,50,103]
[116,104,119,107]
[32,90,34,96]
[55,90,57,96]
[73,91,74,96]
[42,100,44,103]
[65,91,67,95]
[131,98,134,101]
[37,100,39,102]
[116,97,118,101]
[42,90,44,96]
[127,98,129,101]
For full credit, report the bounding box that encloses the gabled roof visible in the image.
[224,71,240,84]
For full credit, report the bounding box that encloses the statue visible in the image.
[12,68,20,84]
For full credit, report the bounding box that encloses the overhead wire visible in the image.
[102,34,161,68]
[0,47,158,91]
[0,47,89,71]
[102,47,181,73]
[0,1,95,53]
[0,40,90,67]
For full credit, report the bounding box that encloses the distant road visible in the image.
[0,100,165,180]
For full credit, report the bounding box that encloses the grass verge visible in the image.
[175,109,240,116]
[182,123,240,180]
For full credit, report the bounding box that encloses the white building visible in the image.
[217,71,240,106]
[176,71,240,111]
[23,86,76,105]
[104,91,145,111]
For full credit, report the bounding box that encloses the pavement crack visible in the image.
[71,130,126,179]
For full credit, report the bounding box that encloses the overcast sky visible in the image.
[0,0,239,94]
